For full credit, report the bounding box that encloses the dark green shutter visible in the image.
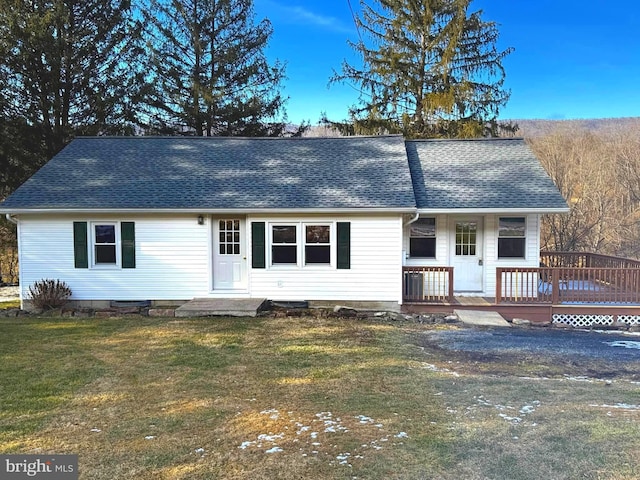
[121,222,136,268]
[337,222,351,269]
[73,222,88,268]
[252,222,266,268]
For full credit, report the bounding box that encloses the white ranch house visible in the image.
[0,135,568,311]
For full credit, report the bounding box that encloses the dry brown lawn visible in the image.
[0,315,639,479]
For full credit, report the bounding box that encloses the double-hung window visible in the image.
[253,221,349,269]
[271,225,297,265]
[73,221,135,269]
[304,225,331,264]
[498,217,526,258]
[93,223,118,266]
[269,223,333,266]
[409,218,436,258]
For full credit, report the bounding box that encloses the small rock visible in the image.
[611,321,630,330]
[511,318,531,326]
[444,315,459,323]
[591,323,624,331]
[333,305,357,316]
[385,312,406,322]
[531,320,552,327]
[552,322,572,329]
[148,308,176,317]
[629,325,640,333]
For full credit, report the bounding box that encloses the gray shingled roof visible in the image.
[0,136,416,211]
[406,138,568,210]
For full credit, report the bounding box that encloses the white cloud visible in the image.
[258,1,353,34]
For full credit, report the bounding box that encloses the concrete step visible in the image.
[175,298,266,318]
[454,309,511,327]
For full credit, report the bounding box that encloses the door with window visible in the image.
[213,218,247,290]
[450,218,483,292]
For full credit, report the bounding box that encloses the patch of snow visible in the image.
[604,340,640,349]
[421,363,460,377]
[194,448,205,454]
[355,415,374,424]
[145,435,156,440]
[257,433,285,442]
[565,376,594,382]
[395,432,408,438]
[499,414,522,423]
[590,403,640,410]
[265,447,283,454]
[260,408,280,419]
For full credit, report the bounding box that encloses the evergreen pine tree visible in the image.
[0,0,143,159]
[331,0,514,138]
[143,0,287,136]
[0,0,143,198]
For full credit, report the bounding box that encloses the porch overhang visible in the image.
[416,207,570,215]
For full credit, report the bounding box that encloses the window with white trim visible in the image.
[409,218,436,258]
[92,223,119,266]
[498,217,526,258]
[271,225,297,265]
[304,225,331,264]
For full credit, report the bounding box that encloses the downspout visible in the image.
[403,211,420,226]
[5,213,18,225]
[400,212,420,305]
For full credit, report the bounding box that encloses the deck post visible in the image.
[495,268,503,304]
[551,268,560,304]
[448,268,454,302]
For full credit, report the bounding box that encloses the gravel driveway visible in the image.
[416,326,640,380]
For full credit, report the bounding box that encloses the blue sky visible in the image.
[253,0,640,125]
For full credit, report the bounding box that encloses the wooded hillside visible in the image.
[521,118,640,259]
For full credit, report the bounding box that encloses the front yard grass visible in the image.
[0,315,639,479]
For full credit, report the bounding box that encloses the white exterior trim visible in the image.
[0,207,417,215]
[418,207,569,214]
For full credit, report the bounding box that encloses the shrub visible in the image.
[28,279,72,310]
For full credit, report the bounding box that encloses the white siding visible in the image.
[18,214,211,301]
[403,214,448,266]
[17,213,405,303]
[249,214,403,303]
[484,214,540,296]
[403,213,541,296]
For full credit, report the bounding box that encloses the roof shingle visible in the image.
[406,138,568,210]
[0,135,416,211]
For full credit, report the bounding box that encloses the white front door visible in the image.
[450,218,483,292]
[213,218,247,290]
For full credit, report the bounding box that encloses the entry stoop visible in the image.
[175,298,267,318]
[454,309,511,327]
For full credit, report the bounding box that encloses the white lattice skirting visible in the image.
[553,313,640,328]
